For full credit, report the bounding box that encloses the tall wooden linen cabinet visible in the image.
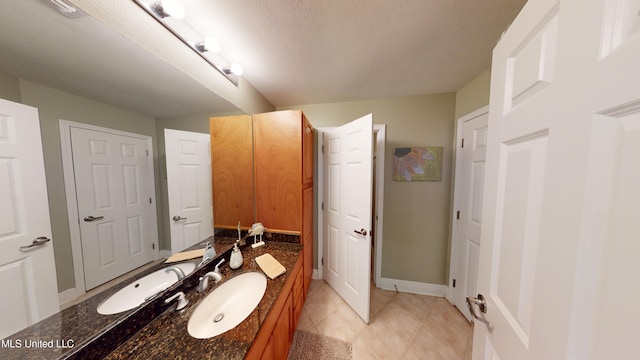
[210,110,314,295]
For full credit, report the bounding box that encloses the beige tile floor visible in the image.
[296,280,473,360]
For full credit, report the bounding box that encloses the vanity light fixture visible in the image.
[133,0,243,86]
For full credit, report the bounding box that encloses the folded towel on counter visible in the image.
[165,248,205,263]
[255,253,286,280]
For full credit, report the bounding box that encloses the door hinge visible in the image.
[321,145,324,154]
[453,279,456,288]
[149,197,152,204]
[456,211,460,220]
[321,257,324,266]
[152,243,155,250]
[146,149,149,156]
[461,138,464,148]
[321,202,324,211]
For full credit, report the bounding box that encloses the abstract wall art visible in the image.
[393,146,442,181]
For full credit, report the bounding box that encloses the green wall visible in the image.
[0,70,21,102]
[454,69,491,119]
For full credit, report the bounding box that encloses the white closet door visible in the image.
[323,114,373,323]
[164,129,213,253]
[0,99,58,338]
[473,0,640,358]
[71,127,156,290]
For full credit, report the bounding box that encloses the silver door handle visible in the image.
[466,294,487,319]
[20,236,51,250]
[353,228,367,236]
[172,215,187,221]
[83,216,104,222]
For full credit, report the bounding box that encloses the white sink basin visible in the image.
[97,262,195,315]
[188,272,267,339]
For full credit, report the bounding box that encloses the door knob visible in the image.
[172,215,187,221]
[20,236,51,251]
[353,228,367,236]
[83,216,104,222]
[466,294,487,319]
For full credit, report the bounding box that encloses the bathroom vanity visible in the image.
[1,234,305,360]
[105,240,303,360]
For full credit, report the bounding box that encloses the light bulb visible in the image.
[229,62,243,76]
[202,37,221,53]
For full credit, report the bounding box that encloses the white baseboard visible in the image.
[376,277,447,297]
[309,271,446,297]
[58,287,80,308]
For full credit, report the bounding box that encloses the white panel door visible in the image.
[473,0,640,358]
[164,129,213,253]
[451,109,488,321]
[71,127,156,290]
[0,99,59,338]
[323,114,373,323]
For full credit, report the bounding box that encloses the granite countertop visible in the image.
[0,237,233,360]
[104,241,302,360]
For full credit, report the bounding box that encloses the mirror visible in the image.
[0,0,243,350]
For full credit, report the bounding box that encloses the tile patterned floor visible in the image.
[296,280,473,360]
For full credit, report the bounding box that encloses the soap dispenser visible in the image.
[229,242,243,269]
[200,242,216,266]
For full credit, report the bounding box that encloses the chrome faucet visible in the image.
[165,265,186,280]
[197,258,225,292]
[165,291,188,311]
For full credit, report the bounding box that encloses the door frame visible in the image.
[316,124,386,285]
[446,105,489,306]
[59,120,159,299]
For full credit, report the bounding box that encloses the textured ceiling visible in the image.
[189,0,528,106]
[0,0,527,117]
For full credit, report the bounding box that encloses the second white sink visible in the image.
[188,272,267,339]
[97,262,195,315]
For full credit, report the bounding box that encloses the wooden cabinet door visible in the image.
[210,115,254,228]
[302,116,314,186]
[302,186,313,294]
[254,110,302,233]
[292,267,304,331]
[273,292,293,360]
[260,334,275,360]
